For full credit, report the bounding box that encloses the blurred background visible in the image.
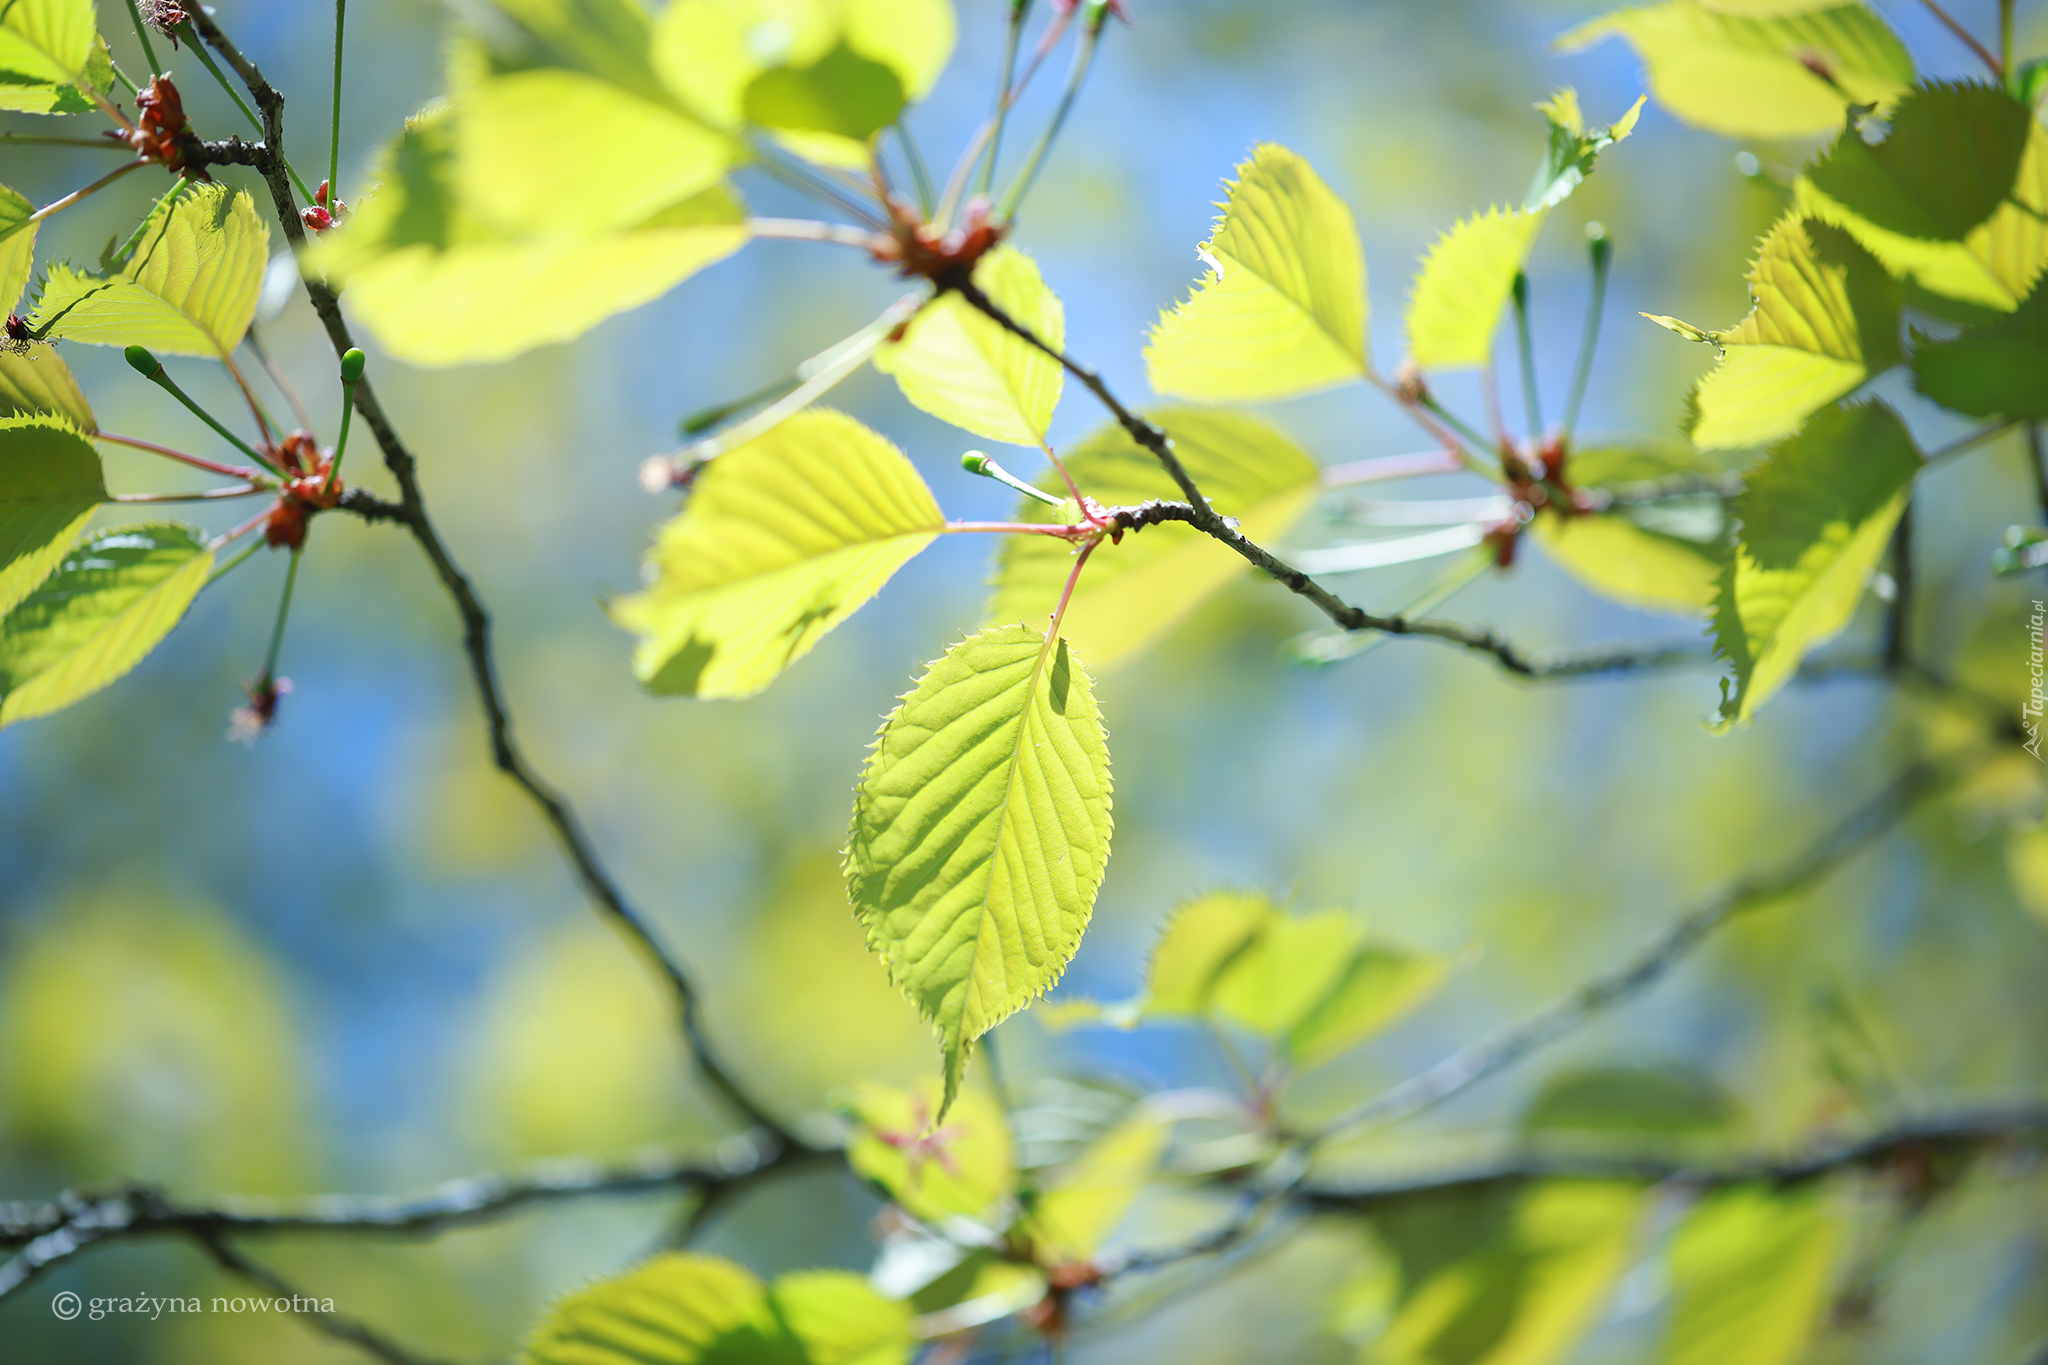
[4,0,2048,1360]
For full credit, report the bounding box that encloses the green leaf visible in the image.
[1371,1181,1644,1365]
[0,414,103,617]
[30,184,270,358]
[1795,114,2048,313]
[1713,400,1920,727]
[456,70,742,238]
[0,183,35,313]
[308,109,747,365]
[1146,144,1369,401]
[1208,908,1363,1036]
[1667,1187,1840,1365]
[847,623,1113,1118]
[655,0,953,152]
[1531,441,1727,614]
[484,0,669,105]
[1911,279,2048,419]
[872,246,1064,447]
[0,0,97,104]
[1653,214,1901,450]
[985,408,1321,669]
[1407,206,1546,370]
[1557,1,1914,139]
[1524,87,1645,212]
[1284,943,1450,1069]
[1522,1065,1737,1138]
[0,523,212,729]
[522,1253,913,1365]
[611,409,943,700]
[1807,81,2033,243]
[1144,889,1279,1015]
[1026,1110,1169,1264]
[0,346,94,430]
[845,1079,1017,1225]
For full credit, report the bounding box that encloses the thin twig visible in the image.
[183,4,795,1147]
[1314,761,1951,1141]
[747,217,891,251]
[192,1231,461,1365]
[1916,0,2004,76]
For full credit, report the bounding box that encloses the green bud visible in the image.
[961,451,992,475]
[1510,270,1530,310]
[1587,223,1612,272]
[340,348,367,384]
[123,344,161,377]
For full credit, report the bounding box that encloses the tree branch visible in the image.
[1313,761,1951,1141]
[181,6,793,1146]
[192,1232,462,1365]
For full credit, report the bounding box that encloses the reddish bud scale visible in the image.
[871,195,1006,285]
[301,205,334,232]
[3,314,31,355]
[260,434,343,549]
[130,76,205,179]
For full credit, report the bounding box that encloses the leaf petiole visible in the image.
[976,0,1032,200]
[1510,270,1543,440]
[128,1,164,77]
[961,451,1067,508]
[25,161,147,228]
[329,0,347,206]
[98,430,267,483]
[123,346,283,477]
[1561,225,1611,441]
[996,3,1109,223]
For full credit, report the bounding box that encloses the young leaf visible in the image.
[307,110,748,366]
[611,409,944,699]
[0,184,35,313]
[1206,908,1363,1037]
[0,0,101,112]
[1407,206,1546,370]
[1805,81,2034,243]
[1026,1111,1169,1264]
[745,44,905,141]
[1666,1187,1840,1365]
[845,1079,1017,1225]
[1521,1065,1737,1139]
[1284,944,1450,1069]
[847,624,1113,1119]
[1557,1,1914,139]
[986,409,1321,669]
[484,0,670,105]
[1651,214,1901,450]
[1146,144,1369,401]
[1371,1180,1644,1365]
[0,523,213,729]
[1531,441,1728,614]
[1795,114,2048,313]
[872,246,1064,447]
[770,1271,916,1365]
[456,70,743,237]
[1145,889,1278,1014]
[1713,401,1920,727]
[0,348,95,431]
[1525,87,1645,212]
[0,415,104,617]
[30,184,270,358]
[1911,279,2048,420]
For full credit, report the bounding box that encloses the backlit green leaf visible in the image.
[0,183,34,313]
[1532,441,1727,613]
[1807,81,2032,243]
[1208,908,1362,1036]
[1652,214,1901,450]
[1667,1187,1840,1365]
[485,0,669,105]
[1557,1,1913,139]
[1796,114,2048,314]
[772,1272,915,1365]
[873,246,1064,447]
[0,347,95,430]
[0,523,212,729]
[1146,144,1369,401]
[1372,1181,1644,1365]
[611,409,943,699]
[1911,279,2048,419]
[1522,1065,1737,1138]
[456,70,742,238]
[845,1079,1016,1225]
[847,623,1113,1118]
[1145,889,1276,1015]
[1407,206,1546,370]
[1525,87,1644,212]
[0,0,97,102]
[1027,1110,1169,1264]
[1285,943,1450,1069]
[309,109,748,365]
[744,43,904,140]
[1713,400,1920,727]
[0,415,103,617]
[30,184,269,358]
[986,408,1320,669]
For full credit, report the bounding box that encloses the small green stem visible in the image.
[126,347,282,476]
[977,0,1031,199]
[1204,1018,1264,1101]
[996,8,1105,222]
[679,375,804,437]
[260,547,305,683]
[329,0,346,201]
[206,536,266,586]
[943,520,1090,536]
[1511,271,1543,440]
[961,451,1068,507]
[128,2,164,77]
[1418,395,1504,474]
[0,132,129,150]
[1561,227,1612,441]
[108,60,140,96]
[323,350,366,495]
[25,160,146,227]
[894,119,936,219]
